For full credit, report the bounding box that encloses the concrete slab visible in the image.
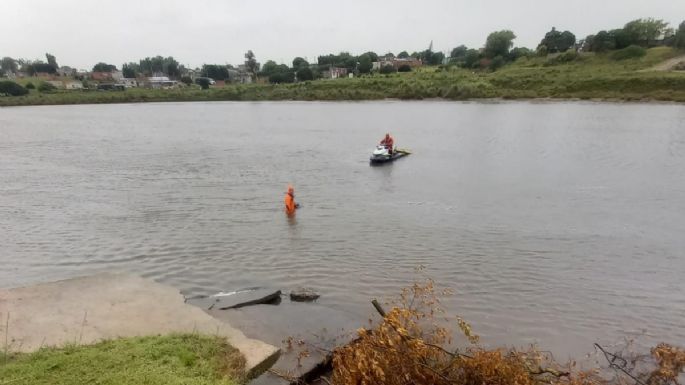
[208,301,361,384]
[188,288,283,310]
[0,273,280,378]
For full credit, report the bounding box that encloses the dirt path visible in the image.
[648,55,685,71]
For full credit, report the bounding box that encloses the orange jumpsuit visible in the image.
[380,134,394,154]
[284,186,297,215]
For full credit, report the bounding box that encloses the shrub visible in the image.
[544,50,581,66]
[0,80,29,96]
[268,71,295,84]
[610,45,646,61]
[489,56,506,71]
[180,76,192,86]
[397,64,412,72]
[197,78,210,90]
[379,64,397,74]
[296,67,314,81]
[25,82,35,89]
[38,81,57,92]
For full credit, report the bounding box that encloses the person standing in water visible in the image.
[284,185,299,215]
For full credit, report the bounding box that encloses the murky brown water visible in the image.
[1,101,684,358]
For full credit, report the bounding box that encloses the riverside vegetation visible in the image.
[330,278,685,385]
[0,334,246,385]
[1,47,684,106]
[1,279,683,384]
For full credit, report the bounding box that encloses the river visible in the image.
[1,101,684,358]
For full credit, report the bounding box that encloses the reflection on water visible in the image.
[1,101,685,357]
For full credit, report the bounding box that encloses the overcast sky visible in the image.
[1,0,683,69]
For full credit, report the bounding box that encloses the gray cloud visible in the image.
[1,0,682,69]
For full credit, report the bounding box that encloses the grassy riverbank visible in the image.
[2,47,684,107]
[0,334,245,385]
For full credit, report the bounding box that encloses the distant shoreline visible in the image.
[3,47,685,107]
[2,93,684,108]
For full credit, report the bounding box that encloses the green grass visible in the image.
[2,47,684,106]
[0,334,246,385]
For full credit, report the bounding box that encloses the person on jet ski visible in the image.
[380,133,394,155]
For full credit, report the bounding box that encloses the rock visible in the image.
[289,288,320,302]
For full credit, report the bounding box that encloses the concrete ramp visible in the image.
[0,273,280,377]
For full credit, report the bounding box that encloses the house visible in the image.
[111,71,124,81]
[320,66,348,79]
[185,68,201,81]
[90,71,114,81]
[394,57,422,69]
[144,76,178,89]
[117,78,138,88]
[226,68,252,84]
[57,66,75,77]
[65,81,84,90]
[372,57,422,71]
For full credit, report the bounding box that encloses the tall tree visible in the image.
[164,57,180,78]
[357,53,373,74]
[610,28,634,49]
[296,67,314,81]
[623,18,669,46]
[92,62,117,72]
[292,57,309,70]
[538,28,576,53]
[122,63,136,78]
[587,31,614,52]
[463,49,481,68]
[484,30,516,58]
[45,53,58,69]
[30,61,57,74]
[397,51,409,58]
[361,51,378,62]
[201,64,229,80]
[1,57,18,74]
[429,51,445,65]
[260,60,279,76]
[244,50,259,80]
[675,21,685,49]
[450,45,468,60]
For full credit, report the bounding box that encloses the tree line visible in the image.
[0,53,60,76]
[2,18,684,85]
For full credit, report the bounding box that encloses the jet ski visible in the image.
[369,145,411,164]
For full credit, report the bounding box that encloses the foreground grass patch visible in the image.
[0,334,245,385]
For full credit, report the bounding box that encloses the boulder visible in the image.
[289,288,320,302]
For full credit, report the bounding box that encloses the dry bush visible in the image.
[331,276,683,385]
[645,344,685,385]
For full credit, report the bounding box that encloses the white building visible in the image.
[145,76,178,89]
[65,81,84,90]
[111,71,124,81]
[117,78,138,88]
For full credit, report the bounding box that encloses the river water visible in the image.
[1,101,684,358]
